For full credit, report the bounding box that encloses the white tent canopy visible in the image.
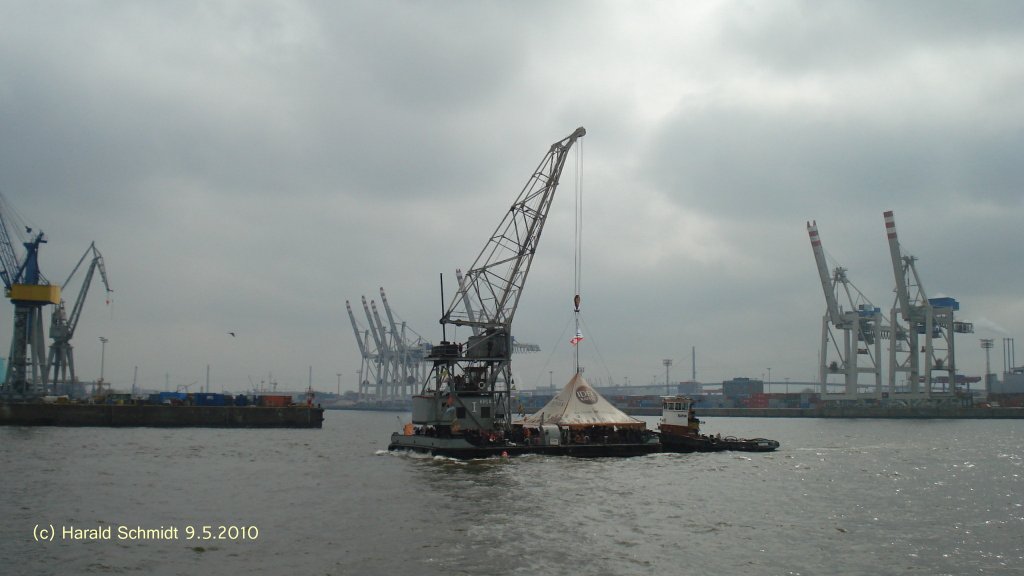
[519,373,645,429]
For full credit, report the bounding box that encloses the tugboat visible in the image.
[658,395,779,453]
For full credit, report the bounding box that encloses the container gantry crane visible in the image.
[0,195,61,398]
[807,221,883,399]
[369,298,399,399]
[346,291,432,402]
[412,127,585,435]
[47,241,112,395]
[345,299,377,402]
[884,210,973,400]
[380,288,409,398]
[361,295,389,401]
[380,287,431,398]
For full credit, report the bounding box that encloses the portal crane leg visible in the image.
[844,315,856,396]
[5,304,49,398]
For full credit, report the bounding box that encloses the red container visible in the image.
[258,395,292,407]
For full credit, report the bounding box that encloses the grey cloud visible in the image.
[0,1,1020,391]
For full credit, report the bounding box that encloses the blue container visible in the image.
[857,306,881,317]
[193,393,227,406]
[928,297,959,311]
[158,392,188,404]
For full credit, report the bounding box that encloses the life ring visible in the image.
[477,382,486,391]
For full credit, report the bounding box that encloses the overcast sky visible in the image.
[1,1,1021,394]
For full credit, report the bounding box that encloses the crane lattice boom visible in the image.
[443,127,585,332]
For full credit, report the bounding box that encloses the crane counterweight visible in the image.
[8,284,61,304]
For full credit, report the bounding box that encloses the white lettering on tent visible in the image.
[575,386,598,405]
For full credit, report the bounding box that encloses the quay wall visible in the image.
[0,403,324,428]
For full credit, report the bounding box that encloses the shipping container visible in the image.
[258,394,292,407]
[157,392,188,405]
[193,393,227,406]
[928,297,959,311]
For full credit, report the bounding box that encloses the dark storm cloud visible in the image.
[645,106,1024,216]
[721,1,1024,73]
[0,1,566,206]
[0,1,1020,390]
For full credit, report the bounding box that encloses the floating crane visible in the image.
[884,210,973,400]
[456,267,541,354]
[413,127,585,434]
[0,195,61,398]
[807,221,883,399]
[47,242,112,395]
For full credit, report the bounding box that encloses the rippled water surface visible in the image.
[2,412,1021,575]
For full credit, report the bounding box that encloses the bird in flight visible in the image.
[228,332,236,337]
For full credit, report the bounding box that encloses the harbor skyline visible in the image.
[1,2,1021,394]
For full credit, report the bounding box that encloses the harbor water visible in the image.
[1,412,1021,575]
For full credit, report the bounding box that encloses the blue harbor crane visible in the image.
[0,195,61,398]
[47,242,112,395]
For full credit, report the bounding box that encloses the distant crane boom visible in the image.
[379,288,406,358]
[806,219,883,399]
[454,268,481,336]
[345,300,371,359]
[63,242,112,336]
[345,299,378,401]
[807,221,844,327]
[884,210,916,321]
[47,242,112,392]
[361,295,384,354]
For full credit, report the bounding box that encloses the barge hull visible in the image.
[388,433,661,458]
[0,403,324,428]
